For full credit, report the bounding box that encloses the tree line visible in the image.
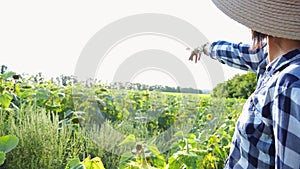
[2,65,257,97]
[1,65,203,94]
[211,72,257,99]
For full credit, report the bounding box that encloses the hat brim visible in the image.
[212,0,300,40]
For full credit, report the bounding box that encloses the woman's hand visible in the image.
[188,47,201,63]
[188,42,210,63]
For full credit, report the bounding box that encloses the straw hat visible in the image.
[211,0,300,40]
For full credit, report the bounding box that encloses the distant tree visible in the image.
[211,72,257,99]
[1,65,7,74]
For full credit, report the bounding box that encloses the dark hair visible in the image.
[251,30,267,50]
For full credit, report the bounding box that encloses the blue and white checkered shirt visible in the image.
[210,41,300,168]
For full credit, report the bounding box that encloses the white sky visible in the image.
[0,0,252,89]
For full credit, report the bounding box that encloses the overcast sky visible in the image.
[0,0,252,89]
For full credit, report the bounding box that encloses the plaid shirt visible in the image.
[210,41,300,169]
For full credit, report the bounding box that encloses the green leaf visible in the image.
[1,71,15,80]
[173,131,184,138]
[168,155,182,169]
[70,164,85,169]
[66,157,81,169]
[149,154,166,168]
[0,151,5,165]
[35,88,50,100]
[0,135,19,153]
[19,88,33,99]
[118,152,135,168]
[81,156,105,169]
[185,133,196,139]
[0,92,12,108]
[118,134,136,146]
[147,144,161,157]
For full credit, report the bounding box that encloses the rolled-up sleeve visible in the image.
[209,41,267,73]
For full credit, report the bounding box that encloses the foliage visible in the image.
[116,97,243,169]
[0,65,246,168]
[66,156,105,169]
[211,72,257,99]
[0,107,104,169]
[0,135,19,165]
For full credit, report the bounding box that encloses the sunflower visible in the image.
[206,114,213,121]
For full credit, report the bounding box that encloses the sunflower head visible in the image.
[206,114,213,121]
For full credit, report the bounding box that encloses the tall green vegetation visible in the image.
[211,72,257,99]
[0,65,247,168]
[0,106,102,168]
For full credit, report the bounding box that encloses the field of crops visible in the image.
[0,70,246,169]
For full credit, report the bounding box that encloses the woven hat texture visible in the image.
[211,0,300,40]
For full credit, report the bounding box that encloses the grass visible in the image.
[0,106,94,169]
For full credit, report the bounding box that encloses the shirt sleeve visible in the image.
[209,41,267,73]
[273,86,300,168]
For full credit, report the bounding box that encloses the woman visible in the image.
[189,0,300,168]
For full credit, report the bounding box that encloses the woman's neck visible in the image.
[268,37,300,62]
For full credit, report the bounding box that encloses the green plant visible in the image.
[0,106,93,168]
[118,134,166,169]
[66,156,105,169]
[0,66,247,168]
[0,135,19,165]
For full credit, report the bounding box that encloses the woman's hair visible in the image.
[251,30,267,50]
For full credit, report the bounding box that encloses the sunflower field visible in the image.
[0,69,245,169]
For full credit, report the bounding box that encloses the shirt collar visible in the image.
[265,48,300,75]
